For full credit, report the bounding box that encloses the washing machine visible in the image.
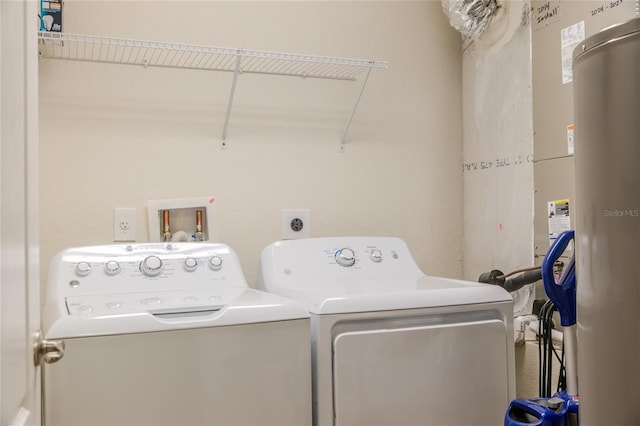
[42,242,312,426]
[258,236,516,426]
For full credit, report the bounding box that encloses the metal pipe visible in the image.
[162,210,171,242]
[195,210,204,242]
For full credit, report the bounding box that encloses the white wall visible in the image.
[39,1,463,290]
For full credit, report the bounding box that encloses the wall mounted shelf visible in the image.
[38,32,388,151]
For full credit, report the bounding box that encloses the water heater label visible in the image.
[561,21,585,84]
[567,124,574,155]
[548,199,571,246]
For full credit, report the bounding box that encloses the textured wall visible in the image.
[461,2,534,312]
[459,0,535,397]
[39,1,463,292]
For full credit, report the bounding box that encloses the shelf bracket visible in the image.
[339,65,373,153]
[220,51,242,149]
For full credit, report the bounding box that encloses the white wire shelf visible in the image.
[38,32,387,80]
[38,32,388,150]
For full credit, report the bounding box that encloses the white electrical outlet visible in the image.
[114,208,137,242]
[282,209,311,239]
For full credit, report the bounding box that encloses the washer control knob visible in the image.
[208,256,223,271]
[184,257,198,272]
[369,249,383,263]
[75,261,91,277]
[335,248,356,267]
[105,260,120,275]
[140,255,163,277]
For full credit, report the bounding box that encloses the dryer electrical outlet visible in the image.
[114,208,136,242]
[282,209,310,239]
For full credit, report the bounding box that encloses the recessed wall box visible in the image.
[147,197,216,242]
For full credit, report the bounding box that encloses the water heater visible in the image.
[573,18,640,425]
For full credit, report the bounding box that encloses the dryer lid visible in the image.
[266,275,512,315]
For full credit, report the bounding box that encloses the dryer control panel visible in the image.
[259,237,425,291]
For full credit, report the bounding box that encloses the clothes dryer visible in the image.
[259,236,515,426]
[42,243,311,426]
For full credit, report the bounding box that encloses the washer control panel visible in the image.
[65,247,230,281]
[47,243,248,317]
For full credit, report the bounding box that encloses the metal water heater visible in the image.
[573,18,640,425]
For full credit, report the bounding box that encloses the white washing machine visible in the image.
[42,242,312,426]
[258,236,516,426]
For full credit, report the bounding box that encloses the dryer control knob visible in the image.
[369,249,383,262]
[335,248,356,267]
[75,261,91,277]
[209,256,223,271]
[140,255,163,277]
[105,260,120,275]
[184,257,198,272]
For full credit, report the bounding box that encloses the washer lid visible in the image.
[266,275,512,315]
[45,288,309,339]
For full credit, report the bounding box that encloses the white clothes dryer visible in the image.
[42,243,311,426]
[259,236,516,426]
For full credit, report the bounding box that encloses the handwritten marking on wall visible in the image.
[591,0,624,17]
[533,0,561,31]
[462,154,533,173]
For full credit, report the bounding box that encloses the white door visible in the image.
[0,0,41,425]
